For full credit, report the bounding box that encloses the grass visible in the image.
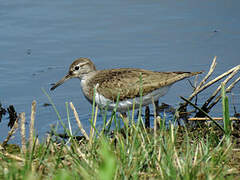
[0,87,240,179]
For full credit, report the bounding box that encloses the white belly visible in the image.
[95,86,171,112]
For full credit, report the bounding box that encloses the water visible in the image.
[0,0,239,143]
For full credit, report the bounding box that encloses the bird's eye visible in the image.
[74,66,79,71]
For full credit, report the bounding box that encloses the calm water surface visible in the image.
[0,0,239,143]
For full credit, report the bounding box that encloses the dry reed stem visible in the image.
[2,116,19,148]
[20,112,26,154]
[69,102,89,141]
[188,117,240,121]
[29,100,36,151]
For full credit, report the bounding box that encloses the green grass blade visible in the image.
[221,83,231,135]
[65,102,72,136]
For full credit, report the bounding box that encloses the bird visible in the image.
[50,57,202,113]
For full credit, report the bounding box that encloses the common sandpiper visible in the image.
[51,58,202,112]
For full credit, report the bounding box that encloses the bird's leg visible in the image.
[154,100,160,128]
[154,100,159,117]
[145,106,150,128]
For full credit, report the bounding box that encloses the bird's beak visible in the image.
[50,74,72,91]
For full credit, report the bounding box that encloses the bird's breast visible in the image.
[94,85,171,112]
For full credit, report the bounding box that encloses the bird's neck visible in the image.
[80,70,97,81]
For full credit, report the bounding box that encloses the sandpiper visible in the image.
[51,58,202,112]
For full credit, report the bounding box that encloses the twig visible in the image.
[69,102,89,141]
[189,117,240,121]
[180,57,216,109]
[20,112,27,154]
[207,76,240,111]
[195,56,217,92]
[2,116,19,148]
[200,68,240,112]
[226,77,240,92]
[221,68,240,86]
[29,100,36,151]
[194,72,200,88]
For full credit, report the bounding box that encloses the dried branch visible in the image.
[189,64,240,102]
[20,112,27,154]
[195,56,217,92]
[180,57,217,109]
[69,102,89,141]
[226,76,240,92]
[198,67,240,113]
[222,67,240,86]
[180,61,240,119]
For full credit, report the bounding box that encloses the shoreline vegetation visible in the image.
[0,57,240,179]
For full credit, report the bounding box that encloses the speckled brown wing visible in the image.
[88,68,202,101]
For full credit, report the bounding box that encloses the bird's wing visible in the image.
[88,68,202,101]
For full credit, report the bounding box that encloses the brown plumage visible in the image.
[86,69,202,101]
